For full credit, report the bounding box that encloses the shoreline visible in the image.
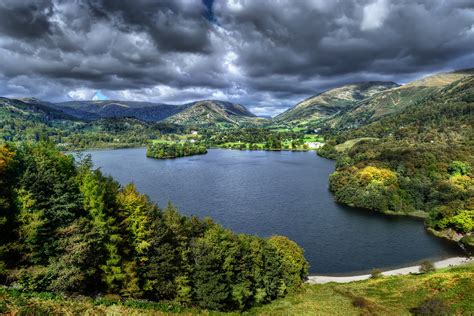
[306,256,473,284]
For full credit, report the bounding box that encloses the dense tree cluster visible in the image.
[201,128,314,150]
[320,76,474,245]
[0,142,308,311]
[147,141,207,159]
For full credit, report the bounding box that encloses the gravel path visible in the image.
[306,256,473,284]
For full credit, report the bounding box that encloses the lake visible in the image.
[82,148,464,274]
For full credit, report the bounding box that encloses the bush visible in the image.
[419,261,435,274]
[409,298,450,315]
[352,296,370,308]
[370,268,382,279]
[0,300,7,314]
[16,304,52,316]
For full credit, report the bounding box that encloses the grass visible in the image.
[249,264,474,315]
[303,135,324,142]
[1,264,473,315]
[334,137,379,152]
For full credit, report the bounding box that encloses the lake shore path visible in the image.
[307,256,473,284]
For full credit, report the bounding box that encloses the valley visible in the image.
[1,68,473,314]
[1,2,473,314]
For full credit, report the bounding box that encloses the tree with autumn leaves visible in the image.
[0,142,308,311]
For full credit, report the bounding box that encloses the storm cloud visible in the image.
[0,0,473,116]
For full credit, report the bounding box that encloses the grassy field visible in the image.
[2,264,473,315]
[334,137,379,152]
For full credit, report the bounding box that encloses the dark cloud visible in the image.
[87,0,212,53]
[0,0,472,115]
[0,0,53,39]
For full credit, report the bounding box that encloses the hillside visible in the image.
[164,100,267,126]
[325,69,474,130]
[274,81,398,123]
[0,97,80,142]
[3,97,76,122]
[15,99,266,127]
[318,74,474,246]
[2,263,473,314]
[0,97,184,148]
[53,100,183,122]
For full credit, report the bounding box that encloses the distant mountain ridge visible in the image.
[275,81,399,123]
[6,68,474,129]
[13,98,263,126]
[51,100,184,122]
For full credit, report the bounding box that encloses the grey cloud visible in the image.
[87,0,212,53]
[0,0,472,115]
[0,0,53,39]
[215,0,474,80]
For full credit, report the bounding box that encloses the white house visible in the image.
[306,142,325,149]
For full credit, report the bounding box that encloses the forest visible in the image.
[318,76,474,246]
[0,142,308,311]
[147,141,208,159]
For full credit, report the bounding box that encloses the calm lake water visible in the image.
[82,148,464,274]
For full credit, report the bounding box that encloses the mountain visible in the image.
[325,69,474,130]
[51,100,183,122]
[43,99,264,127]
[9,97,77,121]
[0,97,80,142]
[0,96,184,147]
[164,100,267,126]
[275,81,398,123]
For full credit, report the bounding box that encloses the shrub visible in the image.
[370,268,382,279]
[0,300,7,314]
[352,296,370,308]
[419,261,435,274]
[16,304,52,316]
[409,298,450,315]
[448,161,471,176]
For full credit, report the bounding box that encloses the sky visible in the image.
[0,0,473,116]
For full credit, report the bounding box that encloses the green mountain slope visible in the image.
[164,100,267,126]
[0,97,182,148]
[325,69,474,130]
[19,99,264,127]
[0,97,80,142]
[275,81,398,123]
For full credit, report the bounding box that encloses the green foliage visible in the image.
[147,141,207,159]
[448,161,471,176]
[268,236,309,292]
[322,76,474,236]
[202,128,308,151]
[0,97,184,150]
[437,210,474,234]
[0,142,307,311]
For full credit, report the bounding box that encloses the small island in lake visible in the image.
[146,141,207,159]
